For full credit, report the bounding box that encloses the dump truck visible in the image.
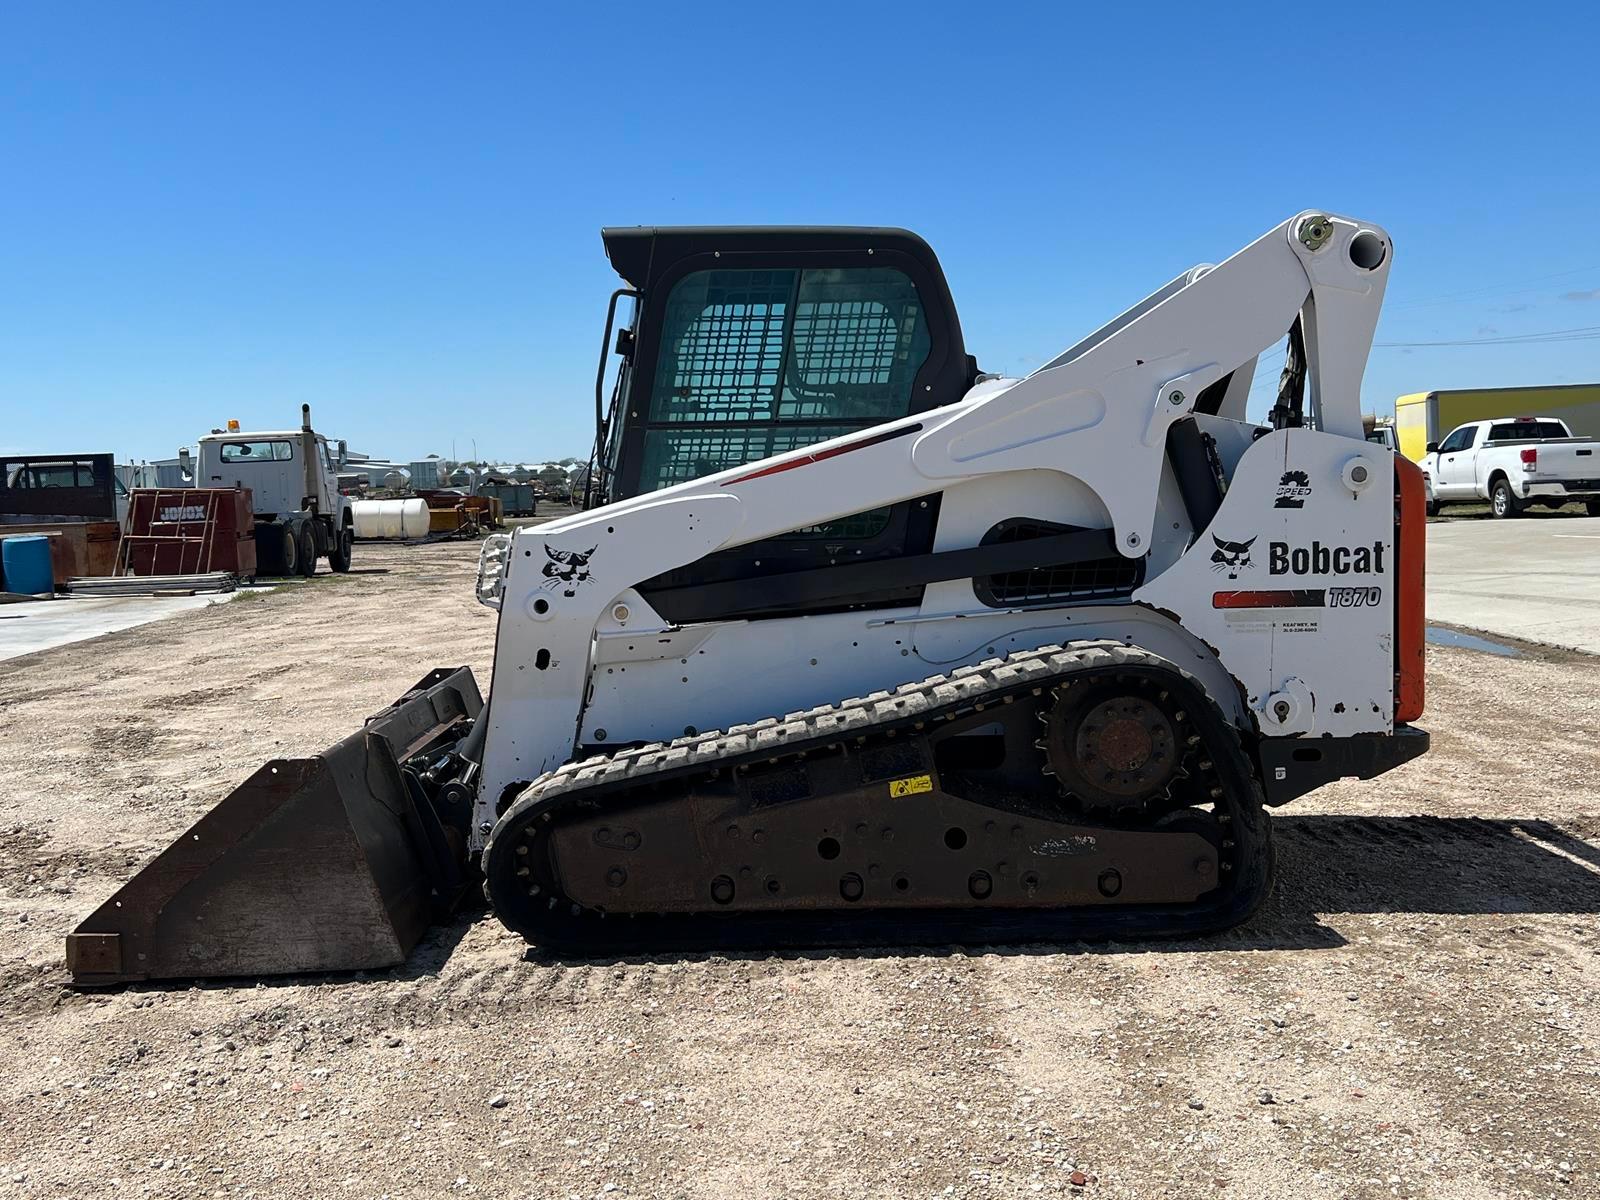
[189,406,354,576]
[68,210,1428,984]
[1393,384,1600,463]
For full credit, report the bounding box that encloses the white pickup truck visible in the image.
[1421,416,1600,518]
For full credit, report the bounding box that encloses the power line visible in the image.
[1384,264,1600,311]
[1249,348,1286,386]
[1375,324,1600,348]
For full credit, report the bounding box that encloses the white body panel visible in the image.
[470,212,1396,843]
[578,600,1251,751]
[1138,427,1392,734]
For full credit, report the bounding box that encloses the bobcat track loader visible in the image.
[68,211,1428,984]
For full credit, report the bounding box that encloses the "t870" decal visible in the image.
[1327,586,1382,607]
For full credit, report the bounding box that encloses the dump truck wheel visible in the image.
[1587,500,1600,518]
[296,522,317,577]
[1490,478,1522,519]
[330,523,353,572]
[279,523,299,576]
[253,524,282,575]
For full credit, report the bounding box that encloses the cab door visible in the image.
[316,438,341,512]
[1432,425,1478,497]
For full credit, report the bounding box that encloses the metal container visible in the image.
[482,481,537,516]
[121,487,258,579]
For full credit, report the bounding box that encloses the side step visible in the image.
[66,667,482,986]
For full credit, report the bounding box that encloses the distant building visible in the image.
[408,457,443,490]
[117,456,195,490]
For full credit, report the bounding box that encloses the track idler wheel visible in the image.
[1040,681,1184,815]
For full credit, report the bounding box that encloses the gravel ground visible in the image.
[2,534,1597,1200]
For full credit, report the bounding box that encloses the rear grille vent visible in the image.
[973,518,1142,607]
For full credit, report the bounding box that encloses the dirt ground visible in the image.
[2,533,1598,1200]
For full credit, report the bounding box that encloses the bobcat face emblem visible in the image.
[542,544,598,596]
[1210,534,1257,579]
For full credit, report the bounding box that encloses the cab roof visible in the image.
[198,431,321,442]
[600,225,950,294]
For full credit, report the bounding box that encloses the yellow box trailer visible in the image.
[1394,384,1600,462]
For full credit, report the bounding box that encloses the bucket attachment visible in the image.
[66,667,483,986]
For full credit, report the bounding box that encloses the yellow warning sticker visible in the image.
[888,774,934,798]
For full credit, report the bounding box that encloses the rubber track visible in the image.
[483,640,1274,952]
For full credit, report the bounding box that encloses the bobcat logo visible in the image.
[1274,470,1312,509]
[1210,534,1257,579]
[541,543,598,596]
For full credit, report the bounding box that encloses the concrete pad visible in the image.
[0,590,256,662]
[1426,515,1600,655]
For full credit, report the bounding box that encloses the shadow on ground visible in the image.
[520,813,1600,965]
[75,814,1600,996]
[1274,813,1600,912]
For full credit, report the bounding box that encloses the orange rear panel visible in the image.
[1394,458,1426,722]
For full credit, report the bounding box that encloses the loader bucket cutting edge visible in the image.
[66,666,483,986]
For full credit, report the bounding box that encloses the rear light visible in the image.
[1520,447,1538,470]
[1393,456,1426,723]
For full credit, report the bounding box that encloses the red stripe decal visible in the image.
[1212,589,1326,609]
[727,424,922,484]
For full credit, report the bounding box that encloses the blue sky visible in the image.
[3,1,1597,463]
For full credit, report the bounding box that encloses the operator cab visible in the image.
[588,226,981,618]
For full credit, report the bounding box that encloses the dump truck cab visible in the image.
[197,433,342,517]
[194,405,355,576]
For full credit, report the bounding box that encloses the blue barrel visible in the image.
[1,534,55,595]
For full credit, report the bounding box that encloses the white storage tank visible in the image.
[352,497,429,540]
